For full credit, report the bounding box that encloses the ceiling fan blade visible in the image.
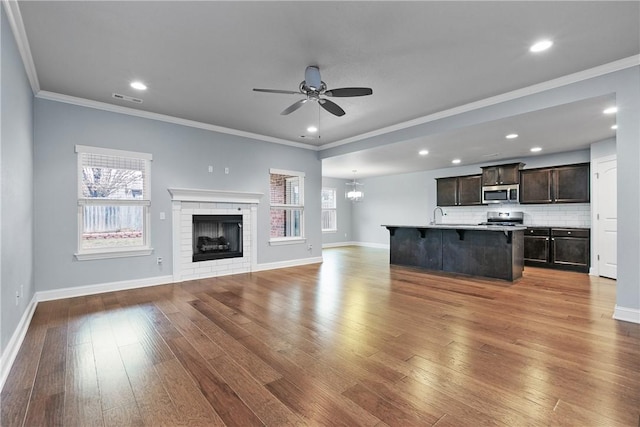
[281,99,308,115]
[253,88,300,95]
[319,99,346,117]
[324,87,373,97]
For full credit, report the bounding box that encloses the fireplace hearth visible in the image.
[192,214,243,262]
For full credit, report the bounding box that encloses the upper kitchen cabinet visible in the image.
[481,163,524,186]
[436,177,458,206]
[520,163,590,204]
[436,175,482,206]
[554,164,590,203]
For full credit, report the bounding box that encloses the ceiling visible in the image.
[13,1,640,178]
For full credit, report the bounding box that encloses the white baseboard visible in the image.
[0,295,38,393]
[352,241,390,249]
[253,256,323,272]
[37,275,174,302]
[322,241,357,248]
[612,305,640,324]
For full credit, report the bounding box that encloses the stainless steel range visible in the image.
[479,211,524,226]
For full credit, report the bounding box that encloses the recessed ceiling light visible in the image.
[505,133,519,139]
[307,126,318,133]
[419,149,429,156]
[603,106,617,114]
[452,159,461,164]
[611,124,618,130]
[130,81,147,91]
[530,147,542,153]
[530,39,553,53]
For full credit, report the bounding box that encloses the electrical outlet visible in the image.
[208,165,213,173]
[15,291,19,306]
[157,257,163,265]
[307,244,313,250]
[224,167,229,174]
[159,212,166,220]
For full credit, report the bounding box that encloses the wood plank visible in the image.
[166,336,264,426]
[118,343,182,426]
[154,358,226,426]
[63,342,104,427]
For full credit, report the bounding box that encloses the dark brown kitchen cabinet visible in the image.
[551,228,590,270]
[554,164,590,203]
[520,163,590,204]
[436,175,482,206]
[481,163,524,186]
[524,227,590,272]
[523,228,550,266]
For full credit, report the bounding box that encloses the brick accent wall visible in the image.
[270,174,286,237]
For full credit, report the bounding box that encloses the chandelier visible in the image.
[345,170,364,202]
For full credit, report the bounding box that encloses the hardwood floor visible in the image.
[2,246,639,426]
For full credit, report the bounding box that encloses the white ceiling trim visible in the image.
[2,0,39,93]
[319,55,640,152]
[36,91,315,150]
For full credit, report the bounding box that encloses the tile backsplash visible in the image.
[439,203,591,228]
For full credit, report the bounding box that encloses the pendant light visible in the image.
[345,170,364,202]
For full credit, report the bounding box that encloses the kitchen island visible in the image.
[383,224,526,281]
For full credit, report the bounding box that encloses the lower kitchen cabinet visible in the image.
[524,227,590,273]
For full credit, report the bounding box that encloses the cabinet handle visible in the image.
[546,238,549,241]
[567,231,571,235]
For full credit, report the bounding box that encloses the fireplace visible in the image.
[192,214,243,262]
[169,188,262,282]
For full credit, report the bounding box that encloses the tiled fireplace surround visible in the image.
[168,188,263,282]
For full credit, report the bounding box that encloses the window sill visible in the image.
[75,247,153,261]
[269,238,306,246]
[322,230,338,234]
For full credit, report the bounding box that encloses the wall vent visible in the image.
[112,93,143,104]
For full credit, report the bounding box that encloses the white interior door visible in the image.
[596,157,617,279]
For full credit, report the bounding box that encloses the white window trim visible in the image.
[74,145,153,260]
[269,168,305,244]
[321,187,338,233]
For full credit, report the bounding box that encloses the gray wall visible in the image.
[321,176,353,246]
[33,99,322,292]
[1,6,35,352]
[352,149,591,245]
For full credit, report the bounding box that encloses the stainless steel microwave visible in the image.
[482,184,519,204]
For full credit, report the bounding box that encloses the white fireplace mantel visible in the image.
[168,188,263,204]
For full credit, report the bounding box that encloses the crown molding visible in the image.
[2,0,40,93]
[36,91,317,150]
[319,55,640,151]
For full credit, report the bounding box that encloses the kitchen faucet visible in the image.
[431,206,444,225]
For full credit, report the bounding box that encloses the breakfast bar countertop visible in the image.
[382,223,527,231]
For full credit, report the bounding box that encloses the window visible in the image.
[321,188,337,232]
[270,169,305,244]
[75,145,152,260]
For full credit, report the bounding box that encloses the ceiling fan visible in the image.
[253,66,373,117]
